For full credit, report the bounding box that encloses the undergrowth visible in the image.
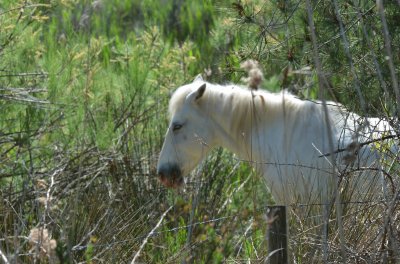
[1,0,399,263]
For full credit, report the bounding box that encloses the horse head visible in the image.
[157,80,216,188]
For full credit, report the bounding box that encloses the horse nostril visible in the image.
[157,163,183,188]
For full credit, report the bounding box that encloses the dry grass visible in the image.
[1,0,400,263]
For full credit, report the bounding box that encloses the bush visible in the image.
[1,0,399,263]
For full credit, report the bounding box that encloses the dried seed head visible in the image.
[240,59,264,90]
[28,227,57,260]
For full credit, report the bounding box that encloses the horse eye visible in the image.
[172,124,183,131]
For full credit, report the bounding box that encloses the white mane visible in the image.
[169,81,307,117]
[169,81,346,152]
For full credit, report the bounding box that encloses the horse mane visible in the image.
[168,80,340,129]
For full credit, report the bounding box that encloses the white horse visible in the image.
[157,76,394,205]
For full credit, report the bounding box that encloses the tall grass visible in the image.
[1,0,399,263]
[0,1,266,262]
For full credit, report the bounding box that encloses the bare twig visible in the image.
[130,205,173,264]
[354,3,390,106]
[318,134,398,157]
[0,248,9,264]
[305,1,346,261]
[0,87,47,93]
[379,188,400,260]
[376,0,400,115]
[0,94,49,104]
[0,4,51,16]
[332,0,366,112]
[0,72,48,78]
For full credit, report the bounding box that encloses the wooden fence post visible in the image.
[266,206,288,264]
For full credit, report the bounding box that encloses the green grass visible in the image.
[1,0,399,263]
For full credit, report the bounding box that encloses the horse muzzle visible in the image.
[157,163,184,189]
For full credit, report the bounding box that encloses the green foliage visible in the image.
[1,0,399,263]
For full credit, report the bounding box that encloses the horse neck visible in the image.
[204,87,266,162]
[206,87,307,166]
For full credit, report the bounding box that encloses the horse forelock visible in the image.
[168,84,195,117]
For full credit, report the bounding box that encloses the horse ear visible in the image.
[195,83,206,100]
[193,74,203,82]
[187,83,206,102]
